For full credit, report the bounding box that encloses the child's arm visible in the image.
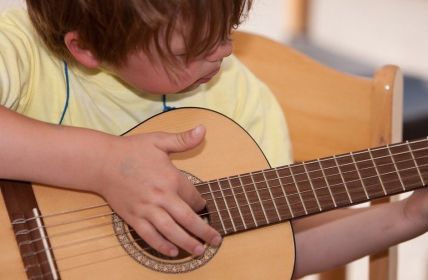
[0,105,221,257]
[292,189,428,278]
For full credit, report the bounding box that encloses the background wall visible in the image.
[1,0,427,279]
[0,0,20,11]
[239,0,428,80]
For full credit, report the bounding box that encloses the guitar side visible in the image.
[0,108,295,279]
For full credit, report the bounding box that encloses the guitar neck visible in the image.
[200,137,428,236]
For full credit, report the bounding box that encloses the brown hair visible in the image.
[26,0,252,66]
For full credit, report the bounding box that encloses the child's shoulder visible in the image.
[0,7,59,65]
[1,8,34,35]
[0,7,48,56]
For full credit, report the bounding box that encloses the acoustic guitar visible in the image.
[1,108,427,280]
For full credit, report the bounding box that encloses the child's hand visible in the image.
[98,126,222,257]
[403,188,428,231]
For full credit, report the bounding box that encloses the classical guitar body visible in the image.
[0,108,295,280]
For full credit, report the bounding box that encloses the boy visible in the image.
[0,1,426,278]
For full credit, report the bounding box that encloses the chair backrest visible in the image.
[232,31,403,279]
[232,31,403,162]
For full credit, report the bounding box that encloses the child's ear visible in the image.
[64,31,100,69]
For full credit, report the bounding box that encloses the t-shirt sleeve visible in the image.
[228,56,294,167]
[0,10,33,111]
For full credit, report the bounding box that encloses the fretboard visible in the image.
[198,137,428,236]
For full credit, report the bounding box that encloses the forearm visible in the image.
[292,198,428,278]
[0,106,115,192]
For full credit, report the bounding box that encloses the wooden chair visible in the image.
[232,31,403,280]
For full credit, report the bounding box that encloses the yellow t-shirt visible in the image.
[0,8,293,167]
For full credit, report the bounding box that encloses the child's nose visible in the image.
[205,40,233,62]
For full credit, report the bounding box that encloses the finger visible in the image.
[165,196,222,247]
[177,174,206,212]
[149,208,206,256]
[155,125,205,154]
[132,218,179,257]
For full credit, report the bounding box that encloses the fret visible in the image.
[289,166,308,215]
[240,174,269,225]
[408,139,428,184]
[350,152,370,199]
[369,146,404,195]
[209,181,235,233]
[302,162,322,211]
[276,167,306,216]
[249,172,270,224]
[217,179,237,232]
[386,145,406,191]
[319,158,351,207]
[317,160,337,207]
[334,154,369,203]
[261,170,281,221]
[264,169,293,220]
[368,148,388,195]
[227,177,247,230]
[304,160,335,211]
[387,142,425,192]
[251,171,279,223]
[207,182,228,234]
[198,183,223,233]
[352,150,385,199]
[406,141,425,185]
[237,174,258,227]
[230,175,256,229]
[289,163,320,215]
[333,155,353,204]
[274,168,295,218]
[198,138,428,238]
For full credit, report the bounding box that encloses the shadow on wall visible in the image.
[403,77,428,140]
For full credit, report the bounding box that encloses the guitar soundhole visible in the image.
[112,171,220,273]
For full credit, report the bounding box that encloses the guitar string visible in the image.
[23,177,422,280]
[13,143,428,260]
[202,155,426,205]
[18,143,423,277]
[18,220,113,245]
[13,152,428,244]
[14,159,428,266]
[12,139,428,226]
[23,174,412,261]
[15,212,114,237]
[17,168,427,261]
[13,151,428,239]
[22,184,428,280]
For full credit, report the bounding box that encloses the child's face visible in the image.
[108,26,232,95]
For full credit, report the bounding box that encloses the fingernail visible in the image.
[193,244,205,256]
[211,235,222,246]
[192,125,203,137]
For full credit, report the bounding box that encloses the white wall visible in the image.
[0,0,22,10]
[309,0,428,80]
[239,0,428,80]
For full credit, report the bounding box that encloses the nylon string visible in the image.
[13,138,428,227]
[16,158,428,261]
[13,139,428,276]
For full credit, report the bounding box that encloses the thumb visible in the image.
[157,125,205,153]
